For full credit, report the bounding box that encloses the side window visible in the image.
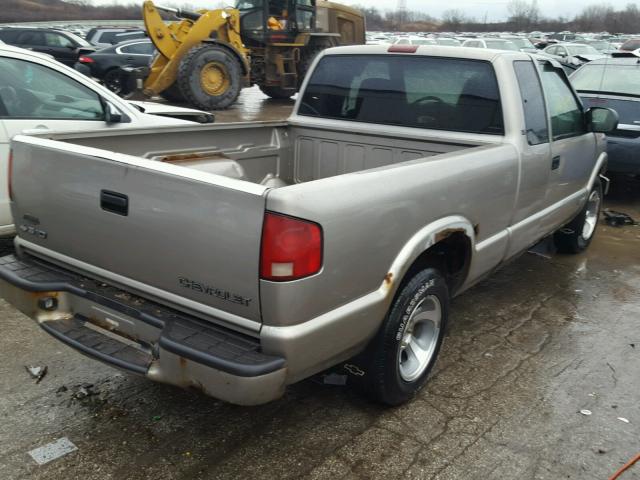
[539,63,585,140]
[0,57,104,120]
[513,61,549,145]
[121,42,154,55]
[17,31,45,46]
[45,33,74,48]
[546,46,556,55]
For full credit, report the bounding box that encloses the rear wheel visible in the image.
[159,82,185,103]
[357,268,449,405]
[103,69,127,96]
[258,85,295,99]
[554,179,602,253]
[177,44,241,110]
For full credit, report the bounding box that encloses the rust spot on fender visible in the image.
[179,356,187,369]
[435,227,465,243]
[384,272,393,286]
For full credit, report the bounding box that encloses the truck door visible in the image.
[538,61,597,232]
[505,59,552,258]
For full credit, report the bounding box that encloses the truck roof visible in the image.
[321,44,533,62]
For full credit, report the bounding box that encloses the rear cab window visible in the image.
[299,54,504,135]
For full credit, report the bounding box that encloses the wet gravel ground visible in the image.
[0,91,639,479]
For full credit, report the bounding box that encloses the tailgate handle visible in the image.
[100,190,128,216]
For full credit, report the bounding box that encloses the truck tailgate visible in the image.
[10,136,266,327]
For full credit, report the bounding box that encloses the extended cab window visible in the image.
[513,60,549,145]
[299,55,504,135]
[539,63,586,140]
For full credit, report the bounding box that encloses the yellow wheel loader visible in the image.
[142,0,365,110]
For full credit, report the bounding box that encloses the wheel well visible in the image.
[400,232,471,295]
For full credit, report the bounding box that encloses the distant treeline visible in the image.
[0,0,140,23]
[3,0,640,34]
[360,1,640,33]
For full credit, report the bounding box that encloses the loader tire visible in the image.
[159,82,185,103]
[259,85,295,99]
[177,44,241,110]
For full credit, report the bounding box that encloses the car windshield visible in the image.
[567,45,599,55]
[412,39,436,45]
[64,31,91,47]
[587,41,612,51]
[437,39,460,46]
[622,39,640,50]
[507,38,534,48]
[485,40,519,51]
[571,64,640,96]
[236,0,262,10]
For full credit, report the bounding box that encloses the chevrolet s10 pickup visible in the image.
[0,45,618,405]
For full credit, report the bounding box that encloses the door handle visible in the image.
[100,190,128,216]
[551,155,561,170]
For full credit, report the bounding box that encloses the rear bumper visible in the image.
[0,254,287,405]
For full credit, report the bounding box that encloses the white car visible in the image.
[0,44,214,237]
[462,38,519,51]
[393,36,437,46]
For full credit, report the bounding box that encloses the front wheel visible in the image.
[103,69,127,96]
[359,268,449,405]
[177,44,242,110]
[554,179,602,253]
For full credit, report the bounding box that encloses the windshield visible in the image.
[236,0,262,10]
[64,31,92,47]
[485,40,518,51]
[412,39,436,45]
[571,64,640,96]
[299,54,504,135]
[587,41,612,51]
[567,45,599,55]
[507,38,534,49]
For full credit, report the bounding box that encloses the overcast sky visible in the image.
[94,0,637,22]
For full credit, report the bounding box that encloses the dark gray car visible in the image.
[571,57,640,174]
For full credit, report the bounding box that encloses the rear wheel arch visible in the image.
[387,220,475,300]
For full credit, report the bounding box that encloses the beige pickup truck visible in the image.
[0,45,617,405]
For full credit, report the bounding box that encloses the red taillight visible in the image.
[78,55,94,63]
[260,212,322,281]
[7,150,13,202]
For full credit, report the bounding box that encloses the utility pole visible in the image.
[397,0,407,30]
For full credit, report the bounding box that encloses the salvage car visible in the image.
[74,39,155,95]
[0,27,95,66]
[542,43,606,67]
[571,56,640,174]
[0,44,213,237]
[0,45,617,406]
[461,38,519,51]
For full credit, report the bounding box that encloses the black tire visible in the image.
[177,44,241,110]
[554,179,603,253]
[358,268,449,406]
[159,82,185,103]
[258,85,295,99]
[297,48,323,88]
[103,69,128,96]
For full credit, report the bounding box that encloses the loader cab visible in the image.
[237,0,315,46]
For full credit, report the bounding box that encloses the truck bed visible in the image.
[47,121,488,187]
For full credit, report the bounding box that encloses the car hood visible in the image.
[127,101,215,124]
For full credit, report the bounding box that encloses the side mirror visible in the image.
[103,101,124,124]
[587,107,618,133]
